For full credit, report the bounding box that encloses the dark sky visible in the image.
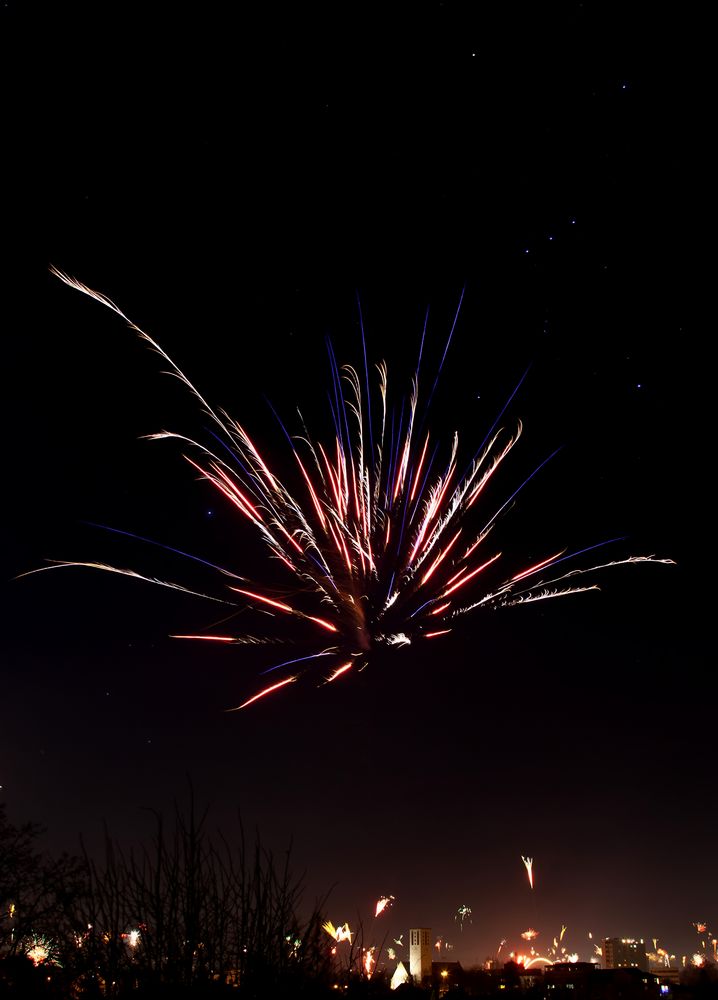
[2,0,712,970]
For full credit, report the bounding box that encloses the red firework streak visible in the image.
[33,269,674,709]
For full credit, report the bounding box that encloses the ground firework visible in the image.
[29,269,674,709]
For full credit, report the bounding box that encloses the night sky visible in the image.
[2,1,712,971]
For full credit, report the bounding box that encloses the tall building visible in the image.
[409,927,432,983]
[603,938,649,972]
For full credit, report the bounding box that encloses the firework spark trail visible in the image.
[522,856,535,890]
[322,921,353,944]
[375,895,395,918]
[34,269,675,708]
[524,956,555,969]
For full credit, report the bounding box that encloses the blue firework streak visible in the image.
[26,268,674,709]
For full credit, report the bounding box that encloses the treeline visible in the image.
[0,798,344,997]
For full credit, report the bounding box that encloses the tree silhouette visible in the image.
[1,798,336,997]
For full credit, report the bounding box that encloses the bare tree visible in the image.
[63,793,335,996]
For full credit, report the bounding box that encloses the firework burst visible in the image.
[30,270,675,709]
[24,933,61,967]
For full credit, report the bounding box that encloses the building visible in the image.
[545,962,659,1000]
[409,927,432,984]
[544,961,596,996]
[390,960,410,990]
[432,961,463,995]
[604,938,649,972]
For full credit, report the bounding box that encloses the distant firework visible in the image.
[24,934,60,967]
[322,920,352,944]
[375,895,395,918]
[33,270,674,709]
[121,928,141,949]
[522,855,535,890]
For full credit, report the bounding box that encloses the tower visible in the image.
[409,927,432,983]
